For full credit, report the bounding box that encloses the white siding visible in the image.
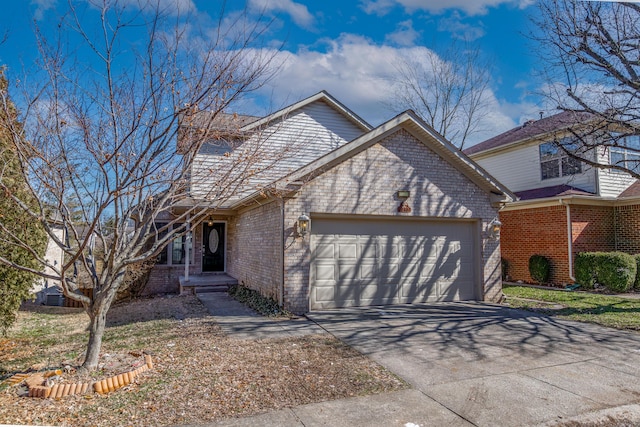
[474,144,597,194]
[33,226,65,303]
[190,100,365,204]
[596,146,637,197]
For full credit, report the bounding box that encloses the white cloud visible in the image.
[437,12,485,41]
[385,20,421,46]
[255,34,521,145]
[31,0,56,21]
[359,0,397,16]
[360,0,533,16]
[248,0,315,29]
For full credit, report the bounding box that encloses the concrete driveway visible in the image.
[307,302,640,426]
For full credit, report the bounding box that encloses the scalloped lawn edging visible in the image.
[3,354,154,399]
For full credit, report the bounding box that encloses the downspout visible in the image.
[279,199,285,307]
[559,199,576,282]
[184,214,190,282]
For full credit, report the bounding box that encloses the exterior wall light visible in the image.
[489,218,502,240]
[297,213,311,237]
[206,217,214,227]
[397,190,411,213]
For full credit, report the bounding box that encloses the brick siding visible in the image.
[145,266,185,295]
[283,129,502,313]
[227,201,283,302]
[500,206,570,284]
[501,202,639,285]
[572,205,615,254]
[616,204,640,253]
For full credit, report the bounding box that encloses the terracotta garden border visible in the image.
[3,354,154,399]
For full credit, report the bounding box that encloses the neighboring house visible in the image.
[33,221,66,305]
[465,111,640,285]
[147,91,514,313]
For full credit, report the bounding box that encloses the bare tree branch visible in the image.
[0,0,286,371]
[388,41,492,149]
[533,0,640,178]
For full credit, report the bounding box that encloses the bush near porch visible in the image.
[575,252,638,292]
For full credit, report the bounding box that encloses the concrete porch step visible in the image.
[179,274,238,295]
[194,284,231,294]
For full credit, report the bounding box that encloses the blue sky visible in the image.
[1,0,551,146]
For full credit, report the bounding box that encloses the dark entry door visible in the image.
[202,223,225,272]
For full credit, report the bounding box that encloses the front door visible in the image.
[202,223,225,272]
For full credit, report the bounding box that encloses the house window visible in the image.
[610,135,640,174]
[154,223,192,265]
[539,138,582,180]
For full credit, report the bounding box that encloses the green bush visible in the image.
[574,252,598,289]
[634,254,640,290]
[529,255,551,283]
[574,252,636,293]
[597,252,636,292]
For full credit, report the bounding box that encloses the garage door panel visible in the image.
[338,243,357,259]
[377,263,399,280]
[310,218,478,310]
[315,244,335,259]
[439,280,476,300]
[315,263,336,281]
[360,244,377,259]
[314,285,335,303]
[359,263,377,279]
[378,244,400,259]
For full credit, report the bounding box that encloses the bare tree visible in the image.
[0,0,287,371]
[389,41,492,149]
[533,0,640,179]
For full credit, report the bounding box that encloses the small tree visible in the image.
[0,0,285,371]
[533,0,640,178]
[0,71,47,333]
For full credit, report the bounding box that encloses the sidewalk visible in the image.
[196,292,325,339]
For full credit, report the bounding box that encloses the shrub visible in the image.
[529,255,551,283]
[228,284,287,317]
[117,259,156,301]
[501,258,509,281]
[574,252,598,289]
[596,252,636,293]
[574,252,636,293]
[635,254,640,290]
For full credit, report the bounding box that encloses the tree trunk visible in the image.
[82,276,121,371]
[83,304,108,371]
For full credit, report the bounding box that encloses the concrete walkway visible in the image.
[194,294,640,427]
[196,292,325,339]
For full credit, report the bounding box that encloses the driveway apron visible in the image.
[307,302,640,427]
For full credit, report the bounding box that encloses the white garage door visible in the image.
[310,217,479,310]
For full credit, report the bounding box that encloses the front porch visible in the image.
[179,274,238,295]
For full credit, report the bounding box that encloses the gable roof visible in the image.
[465,111,595,157]
[178,91,372,154]
[515,184,595,201]
[619,180,640,198]
[240,90,372,133]
[233,110,515,208]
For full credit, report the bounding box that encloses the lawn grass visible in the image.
[503,284,640,331]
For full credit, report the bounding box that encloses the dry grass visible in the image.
[0,294,406,426]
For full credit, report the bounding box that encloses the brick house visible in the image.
[465,112,640,285]
[147,91,514,313]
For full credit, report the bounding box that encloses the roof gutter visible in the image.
[559,199,576,282]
